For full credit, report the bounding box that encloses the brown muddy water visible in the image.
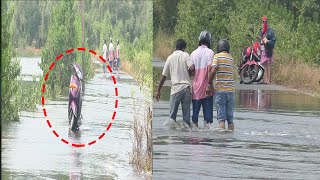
[153,77,320,179]
[2,57,149,179]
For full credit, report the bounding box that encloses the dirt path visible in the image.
[153,58,292,91]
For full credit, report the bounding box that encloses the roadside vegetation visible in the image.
[154,0,320,96]
[2,0,153,174]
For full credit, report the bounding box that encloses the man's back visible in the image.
[116,44,120,58]
[212,52,235,92]
[191,45,214,99]
[103,44,107,59]
[162,50,192,95]
[109,43,114,60]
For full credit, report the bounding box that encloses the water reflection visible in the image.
[238,89,272,112]
[69,149,83,180]
[153,87,320,179]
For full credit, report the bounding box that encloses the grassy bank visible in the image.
[272,56,320,97]
[16,46,41,57]
[153,32,175,60]
[153,33,320,97]
[120,59,152,174]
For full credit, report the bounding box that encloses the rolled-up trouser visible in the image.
[169,86,191,125]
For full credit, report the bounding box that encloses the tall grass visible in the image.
[272,57,320,97]
[153,32,175,60]
[130,97,152,174]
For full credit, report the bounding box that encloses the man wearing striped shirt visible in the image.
[207,39,235,130]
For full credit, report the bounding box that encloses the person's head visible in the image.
[71,62,83,80]
[262,16,268,28]
[176,39,186,51]
[261,16,269,34]
[217,39,230,53]
[104,39,106,44]
[198,31,212,48]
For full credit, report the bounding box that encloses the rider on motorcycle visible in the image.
[69,63,83,130]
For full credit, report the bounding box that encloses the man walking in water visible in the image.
[190,31,214,128]
[207,39,235,130]
[156,39,193,128]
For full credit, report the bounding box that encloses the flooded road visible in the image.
[153,61,320,179]
[2,57,147,179]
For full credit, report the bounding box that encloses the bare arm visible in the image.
[206,66,217,96]
[208,66,217,83]
[156,75,167,101]
[189,64,195,76]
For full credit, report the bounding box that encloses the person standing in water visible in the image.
[156,39,193,127]
[190,31,214,128]
[207,39,235,130]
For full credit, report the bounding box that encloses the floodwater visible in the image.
[153,86,320,179]
[2,57,148,179]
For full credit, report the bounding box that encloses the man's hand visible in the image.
[156,90,161,102]
[156,75,167,102]
[263,37,268,44]
[206,84,214,96]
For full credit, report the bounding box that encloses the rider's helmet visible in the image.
[72,63,83,80]
[198,31,212,48]
[217,39,230,53]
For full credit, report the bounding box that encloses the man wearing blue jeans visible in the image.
[190,31,214,128]
[207,39,235,130]
[156,39,193,127]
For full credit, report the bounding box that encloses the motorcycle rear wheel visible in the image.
[240,64,259,84]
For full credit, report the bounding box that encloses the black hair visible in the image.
[176,39,186,50]
[199,37,211,49]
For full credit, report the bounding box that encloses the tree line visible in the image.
[2,0,152,122]
[154,0,320,65]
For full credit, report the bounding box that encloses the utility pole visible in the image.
[80,0,85,92]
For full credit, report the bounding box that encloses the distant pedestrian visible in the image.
[259,16,276,84]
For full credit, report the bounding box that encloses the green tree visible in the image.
[1,3,21,123]
[40,1,84,98]
[175,0,235,53]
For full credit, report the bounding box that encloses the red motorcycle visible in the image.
[239,28,265,84]
[68,63,83,131]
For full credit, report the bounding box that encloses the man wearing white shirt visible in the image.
[108,38,114,70]
[102,40,108,74]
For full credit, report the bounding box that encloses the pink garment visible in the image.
[190,45,214,100]
[260,50,274,64]
[109,51,114,61]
